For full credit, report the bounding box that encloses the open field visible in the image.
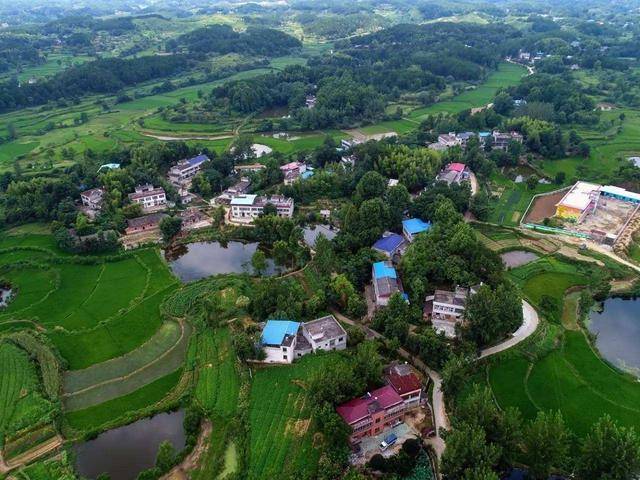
[407,62,527,121]
[248,354,337,480]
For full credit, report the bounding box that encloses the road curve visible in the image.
[332,300,540,468]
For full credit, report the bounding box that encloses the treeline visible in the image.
[42,15,137,36]
[0,54,191,113]
[0,35,50,73]
[166,24,301,56]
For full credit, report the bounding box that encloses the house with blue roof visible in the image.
[372,232,407,259]
[261,316,347,363]
[372,261,405,307]
[402,218,432,242]
[168,154,210,186]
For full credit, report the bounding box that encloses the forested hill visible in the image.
[166,24,302,56]
[0,54,191,113]
[338,22,524,81]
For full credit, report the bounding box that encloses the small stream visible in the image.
[0,288,12,308]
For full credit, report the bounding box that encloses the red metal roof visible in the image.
[336,385,403,425]
[387,370,422,396]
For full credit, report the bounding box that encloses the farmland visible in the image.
[475,253,640,437]
[248,354,337,480]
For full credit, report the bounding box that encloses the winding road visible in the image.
[332,299,540,466]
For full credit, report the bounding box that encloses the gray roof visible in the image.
[433,288,468,307]
[303,315,346,342]
[375,276,400,298]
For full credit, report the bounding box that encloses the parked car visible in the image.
[379,433,398,451]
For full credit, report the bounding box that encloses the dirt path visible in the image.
[160,420,212,480]
[1,435,64,473]
[140,131,234,141]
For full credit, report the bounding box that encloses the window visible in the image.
[283,355,287,360]
[339,337,344,342]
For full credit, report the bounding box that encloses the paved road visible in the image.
[479,300,539,359]
[333,299,540,469]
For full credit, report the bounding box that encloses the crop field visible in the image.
[0,342,56,443]
[476,252,640,438]
[63,321,192,411]
[248,354,338,480]
[65,369,184,432]
[407,62,527,121]
[194,328,240,417]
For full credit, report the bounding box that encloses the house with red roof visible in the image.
[385,363,423,409]
[436,162,470,186]
[336,385,405,444]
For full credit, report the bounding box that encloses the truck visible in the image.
[379,433,398,451]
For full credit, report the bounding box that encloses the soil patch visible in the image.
[523,190,567,224]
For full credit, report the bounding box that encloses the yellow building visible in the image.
[555,182,601,221]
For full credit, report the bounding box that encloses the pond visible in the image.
[74,409,186,480]
[165,241,281,282]
[500,250,539,268]
[0,288,12,308]
[303,225,338,248]
[588,297,640,377]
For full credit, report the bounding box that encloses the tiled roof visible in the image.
[447,162,466,173]
[386,365,422,395]
[336,385,403,425]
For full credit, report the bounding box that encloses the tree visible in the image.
[555,171,566,184]
[313,234,337,277]
[493,92,513,115]
[155,441,176,474]
[441,423,500,479]
[160,216,182,242]
[524,411,570,480]
[526,174,539,190]
[577,415,640,480]
[355,171,387,202]
[353,341,383,389]
[251,250,268,275]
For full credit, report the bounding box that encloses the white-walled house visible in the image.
[260,316,347,363]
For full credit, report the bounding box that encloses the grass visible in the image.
[248,353,336,480]
[64,369,183,432]
[194,328,240,417]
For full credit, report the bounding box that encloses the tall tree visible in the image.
[577,415,640,480]
[524,411,571,480]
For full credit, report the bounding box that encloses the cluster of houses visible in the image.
[436,162,471,186]
[259,316,424,447]
[428,130,523,152]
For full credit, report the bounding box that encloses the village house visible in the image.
[372,232,407,259]
[80,187,105,214]
[125,212,166,235]
[436,162,470,186]
[260,315,347,363]
[305,95,317,109]
[437,133,462,148]
[341,155,357,167]
[128,184,167,212]
[402,218,431,242]
[491,131,524,151]
[167,154,209,186]
[178,208,212,231]
[384,363,423,409]
[280,161,308,185]
[424,285,480,337]
[341,138,363,150]
[336,385,406,445]
[215,177,251,205]
[229,194,294,222]
[372,261,405,307]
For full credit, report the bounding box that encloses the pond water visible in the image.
[588,297,640,377]
[500,250,539,268]
[0,288,12,308]
[303,225,338,248]
[74,409,186,480]
[165,241,281,282]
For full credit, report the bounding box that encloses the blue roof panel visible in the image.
[403,218,432,235]
[261,320,300,346]
[187,154,210,167]
[373,261,397,279]
[372,233,404,253]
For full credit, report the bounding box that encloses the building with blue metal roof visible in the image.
[261,320,301,346]
[402,218,432,242]
[372,261,405,308]
[372,232,406,258]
